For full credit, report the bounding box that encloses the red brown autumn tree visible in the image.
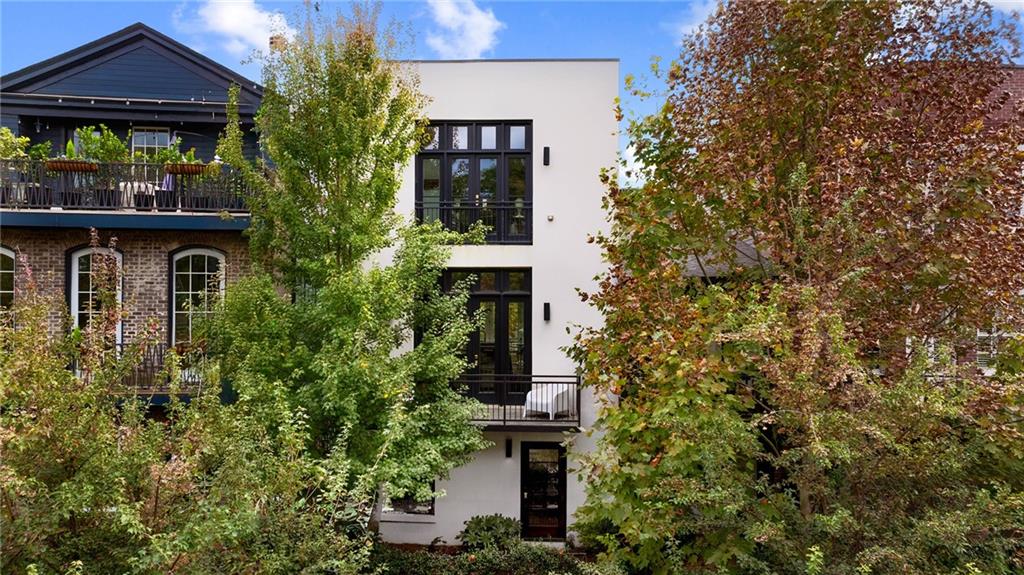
[572,1,1024,573]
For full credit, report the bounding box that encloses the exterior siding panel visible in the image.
[35,46,229,102]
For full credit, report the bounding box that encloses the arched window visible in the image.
[171,247,225,344]
[0,246,14,309]
[68,246,123,342]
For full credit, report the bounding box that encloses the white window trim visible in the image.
[131,126,171,157]
[69,246,123,344]
[0,246,15,308]
[171,248,226,344]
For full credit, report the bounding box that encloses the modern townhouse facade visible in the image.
[1,24,617,545]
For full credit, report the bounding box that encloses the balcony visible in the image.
[460,373,580,429]
[75,343,205,395]
[0,159,248,214]
[415,200,532,244]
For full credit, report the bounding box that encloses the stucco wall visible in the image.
[380,59,618,544]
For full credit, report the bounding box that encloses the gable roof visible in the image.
[0,23,262,123]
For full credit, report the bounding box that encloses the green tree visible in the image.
[0,233,368,574]
[213,2,487,534]
[573,1,1024,573]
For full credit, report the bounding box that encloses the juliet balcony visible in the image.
[415,200,532,244]
[0,159,250,230]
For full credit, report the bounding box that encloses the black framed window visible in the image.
[416,122,532,244]
[387,481,436,515]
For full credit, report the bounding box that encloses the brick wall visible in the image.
[1,227,250,343]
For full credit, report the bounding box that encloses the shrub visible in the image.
[370,541,607,575]
[458,514,522,550]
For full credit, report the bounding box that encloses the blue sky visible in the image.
[3,0,1022,173]
[0,0,713,120]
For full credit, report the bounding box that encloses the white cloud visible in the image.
[665,0,718,45]
[173,0,295,57]
[425,0,505,59]
[991,1,1024,12]
[619,142,647,188]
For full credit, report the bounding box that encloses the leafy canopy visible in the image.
[573,1,1024,573]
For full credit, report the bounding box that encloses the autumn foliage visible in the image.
[573,1,1024,573]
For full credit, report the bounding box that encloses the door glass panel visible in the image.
[508,157,527,236]
[424,126,439,150]
[452,126,469,150]
[479,272,497,291]
[477,301,497,391]
[524,447,563,539]
[481,126,497,149]
[451,158,471,232]
[509,126,527,149]
[508,271,527,291]
[422,158,441,223]
[508,301,526,375]
[479,158,497,231]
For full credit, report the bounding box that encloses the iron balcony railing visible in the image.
[458,373,580,427]
[415,200,532,244]
[73,342,205,393]
[0,159,249,213]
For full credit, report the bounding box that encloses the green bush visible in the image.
[0,127,29,159]
[458,514,521,550]
[370,541,609,575]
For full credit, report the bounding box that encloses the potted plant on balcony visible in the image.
[46,140,98,173]
[164,146,206,175]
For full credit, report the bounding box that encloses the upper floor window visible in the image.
[416,122,532,244]
[171,248,225,344]
[68,246,123,343]
[0,247,14,310]
[132,127,171,159]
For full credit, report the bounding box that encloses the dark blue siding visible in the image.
[36,46,228,102]
[1,115,18,132]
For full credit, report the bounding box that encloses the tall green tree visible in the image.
[214,2,487,533]
[573,1,1024,573]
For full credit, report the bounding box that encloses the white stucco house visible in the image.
[378,59,618,545]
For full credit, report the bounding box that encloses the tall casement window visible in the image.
[132,127,171,158]
[0,247,14,309]
[170,248,225,344]
[443,269,531,402]
[416,122,532,244]
[68,246,123,342]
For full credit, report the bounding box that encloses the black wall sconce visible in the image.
[543,302,551,322]
[543,146,550,166]
[505,437,513,458]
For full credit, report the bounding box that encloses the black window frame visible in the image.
[416,121,533,244]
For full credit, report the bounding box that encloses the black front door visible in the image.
[521,442,567,540]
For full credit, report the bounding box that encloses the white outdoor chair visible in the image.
[523,381,577,420]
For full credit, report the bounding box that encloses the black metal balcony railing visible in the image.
[0,159,249,213]
[415,200,532,244]
[73,343,205,392]
[459,373,580,427]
